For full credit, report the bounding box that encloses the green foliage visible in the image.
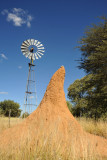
[21,112,29,118]
[68,18,107,120]
[66,101,73,112]
[0,100,21,117]
[68,75,90,117]
[0,108,3,116]
[67,100,82,117]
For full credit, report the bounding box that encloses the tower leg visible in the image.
[23,63,37,118]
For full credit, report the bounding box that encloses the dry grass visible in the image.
[0,117,106,160]
[0,117,23,133]
[0,117,106,139]
[77,118,107,139]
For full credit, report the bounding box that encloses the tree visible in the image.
[67,100,82,117]
[66,101,73,113]
[21,112,29,118]
[68,75,91,117]
[0,108,3,116]
[68,18,107,119]
[0,100,21,117]
[78,18,107,119]
[68,74,107,119]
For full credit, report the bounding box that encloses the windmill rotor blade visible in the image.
[29,39,32,45]
[30,39,33,45]
[26,40,31,46]
[37,44,43,48]
[28,53,32,58]
[21,45,28,48]
[23,41,29,47]
[22,51,29,56]
[28,52,31,56]
[26,39,30,45]
[27,39,32,45]
[32,53,35,60]
[38,50,45,52]
[37,47,45,49]
[21,44,28,49]
[21,48,29,52]
[35,53,39,59]
[24,40,30,47]
[37,51,44,55]
[31,39,34,45]
[22,50,29,55]
[21,46,28,50]
[36,53,41,58]
[28,53,33,59]
[25,53,30,57]
[21,48,28,52]
[22,51,26,55]
[34,40,38,46]
[21,49,28,53]
[21,43,28,48]
[36,41,41,46]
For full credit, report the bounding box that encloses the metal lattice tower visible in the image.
[24,63,37,114]
[21,39,45,116]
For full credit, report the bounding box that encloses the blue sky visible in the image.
[0,0,107,111]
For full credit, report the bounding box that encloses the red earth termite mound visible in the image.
[0,66,107,158]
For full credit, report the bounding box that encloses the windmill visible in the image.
[21,39,45,117]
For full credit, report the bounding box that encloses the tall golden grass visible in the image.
[0,117,106,160]
[0,117,23,133]
[77,118,107,139]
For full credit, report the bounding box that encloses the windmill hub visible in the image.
[30,47,34,53]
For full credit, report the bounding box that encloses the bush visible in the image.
[21,112,29,118]
[0,100,21,117]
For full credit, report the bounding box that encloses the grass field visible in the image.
[0,117,106,160]
[0,117,23,133]
[0,117,106,138]
[77,118,107,139]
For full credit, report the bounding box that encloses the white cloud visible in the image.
[18,66,22,69]
[1,8,33,27]
[27,15,33,21]
[13,8,24,14]
[27,21,31,27]
[0,54,8,60]
[0,92,8,94]
[7,13,25,26]
[1,9,8,15]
